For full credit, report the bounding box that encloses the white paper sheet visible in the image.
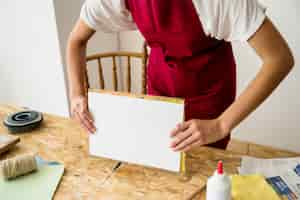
[88,92,184,172]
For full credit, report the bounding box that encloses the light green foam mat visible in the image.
[0,164,64,200]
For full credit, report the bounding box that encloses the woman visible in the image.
[66,0,294,152]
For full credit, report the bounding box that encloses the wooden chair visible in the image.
[85,43,148,94]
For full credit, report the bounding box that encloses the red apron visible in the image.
[126,0,236,149]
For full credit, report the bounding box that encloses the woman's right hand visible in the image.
[70,95,96,133]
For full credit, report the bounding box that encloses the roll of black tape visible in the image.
[3,111,43,133]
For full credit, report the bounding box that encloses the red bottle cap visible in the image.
[217,161,223,175]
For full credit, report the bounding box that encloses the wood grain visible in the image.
[0,105,118,199]
[0,135,20,155]
[227,139,249,155]
[86,42,148,94]
[127,56,131,92]
[112,56,118,91]
[86,52,144,61]
[88,89,184,104]
[141,42,148,94]
[97,58,105,89]
[0,105,299,199]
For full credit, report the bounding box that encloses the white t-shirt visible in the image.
[80,0,266,42]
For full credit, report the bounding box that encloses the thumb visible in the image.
[177,121,190,132]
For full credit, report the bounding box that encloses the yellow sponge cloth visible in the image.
[231,174,281,200]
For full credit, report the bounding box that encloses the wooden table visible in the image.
[0,105,299,200]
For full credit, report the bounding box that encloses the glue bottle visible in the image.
[206,161,231,200]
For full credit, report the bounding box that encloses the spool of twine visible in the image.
[0,153,38,180]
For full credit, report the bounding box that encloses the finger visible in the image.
[72,109,82,122]
[79,102,95,126]
[185,119,201,130]
[83,116,96,133]
[81,115,96,133]
[173,132,201,152]
[181,140,203,152]
[170,128,193,148]
[170,127,180,137]
[74,111,88,131]
[84,109,94,122]
[71,109,78,119]
[78,105,96,130]
[82,110,96,130]
[178,122,190,131]
[77,111,96,133]
[170,122,189,137]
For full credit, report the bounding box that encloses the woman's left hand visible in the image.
[170,119,229,152]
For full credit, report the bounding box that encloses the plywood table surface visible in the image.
[0,105,299,200]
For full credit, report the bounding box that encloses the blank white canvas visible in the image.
[88,92,184,172]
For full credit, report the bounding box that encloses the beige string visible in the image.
[0,153,37,180]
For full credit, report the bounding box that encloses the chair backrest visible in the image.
[86,43,148,94]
